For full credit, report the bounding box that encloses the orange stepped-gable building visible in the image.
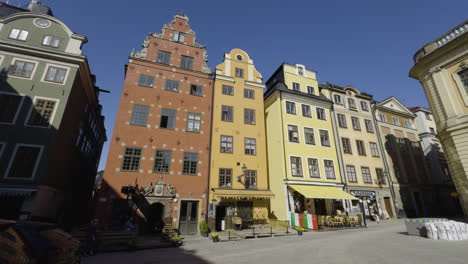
[96,13,212,235]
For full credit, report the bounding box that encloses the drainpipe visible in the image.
[206,72,216,231]
[279,90,292,217]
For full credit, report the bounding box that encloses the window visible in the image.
[290,156,303,177]
[365,119,374,133]
[288,125,299,143]
[324,160,336,179]
[379,114,387,122]
[6,145,42,179]
[121,147,141,171]
[138,74,154,87]
[130,104,149,126]
[160,108,176,129]
[307,86,315,95]
[351,117,361,130]
[301,104,312,117]
[44,66,67,83]
[186,113,201,133]
[425,112,432,121]
[404,120,412,129]
[157,50,171,64]
[360,101,369,111]
[342,138,352,154]
[346,166,357,183]
[182,153,198,175]
[190,84,203,96]
[221,105,233,122]
[304,128,315,145]
[348,98,356,109]
[165,80,179,92]
[222,85,234,95]
[356,140,366,156]
[245,170,257,189]
[220,136,233,153]
[458,69,468,94]
[376,168,385,185]
[244,109,256,125]
[235,68,244,78]
[337,114,347,128]
[316,107,326,120]
[244,89,254,99]
[9,29,28,40]
[286,101,296,114]
[10,60,35,78]
[27,99,56,127]
[392,117,400,126]
[334,95,343,105]
[172,31,185,42]
[153,150,171,173]
[42,36,60,47]
[244,138,256,155]
[180,56,194,70]
[369,142,380,157]
[361,167,372,183]
[430,127,435,134]
[298,67,304,76]
[219,168,232,188]
[292,82,300,91]
[0,94,22,124]
[308,158,320,178]
[320,130,330,147]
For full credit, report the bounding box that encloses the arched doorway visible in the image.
[147,202,165,233]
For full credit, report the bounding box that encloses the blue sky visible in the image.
[15,0,466,170]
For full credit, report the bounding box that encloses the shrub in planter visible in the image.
[199,220,209,237]
[211,233,219,242]
[170,235,184,247]
[295,227,305,236]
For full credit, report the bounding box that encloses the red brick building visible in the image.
[97,13,212,235]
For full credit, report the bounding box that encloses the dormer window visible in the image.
[348,98,356,109]
[42,36,60,48]
[298,66,304,76]
[9,29,28,41]
[172,31,185,43]
[235,68,244,78]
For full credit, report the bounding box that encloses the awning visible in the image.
[289,185,358,200]
[213,189,275,200]
[0,188,37,197]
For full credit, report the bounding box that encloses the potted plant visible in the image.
[295,227,305,236]
[211,233,220,243]
[199,220,209,237]
[169,235,184,247]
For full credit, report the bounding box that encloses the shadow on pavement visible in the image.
[397,231,409,235]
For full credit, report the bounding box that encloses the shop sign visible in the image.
[350,190,376,197]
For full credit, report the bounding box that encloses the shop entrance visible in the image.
[215,204,226,231]
[237,201,253,228]
[314,199,327,215]
[179,201,198,235]
[384,197,394,218]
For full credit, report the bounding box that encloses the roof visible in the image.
[0,1,53,18]
[0,2,28,17]
[264,79,332,104]
[408,106,432,114]
[320,82,374,99]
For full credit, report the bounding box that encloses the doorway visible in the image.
[215,204,226,231]
[147,202,165,233]
[384,197,394,218]
[314,199,326,215]
[179,201,199,235]
[237,201,253,228]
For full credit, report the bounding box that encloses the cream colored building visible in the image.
[321,83,395,219]
[409,20,468,218]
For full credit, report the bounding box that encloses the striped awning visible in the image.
[289,185,358,200]
[213,189,275,200]
[0,188,37,197]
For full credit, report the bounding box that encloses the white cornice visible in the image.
[245,80,264,89]
[215,74,235,83]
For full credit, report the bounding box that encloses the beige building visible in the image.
[409,20,468,217]
[321,83,395,219]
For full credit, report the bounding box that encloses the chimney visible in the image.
[27,0,53,16]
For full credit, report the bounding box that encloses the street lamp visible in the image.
[237,164,247,182]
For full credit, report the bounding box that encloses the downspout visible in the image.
[206,72,216,229]
[279,90,292,216]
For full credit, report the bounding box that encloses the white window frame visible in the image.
[452,68,468,107]
[323,159,336,180]
[404,120,412,129]
[0,91,25,125]
[4,143,44,180]
[379,113,387,122]
[319,129,331,147]
[392,117,400,126]
[369,142,380,157]
[287,124,300,143]
[306,156,321,179]
[41,63,70,85]
[9,28,29,41]
[285,101,296,115]
[334,94,343,105]
[289,155,304,178]
[316,107,326,120]
[303,126,315,145]
[24,96,60,128]
[42,35,61,48]
[292,82,301,91]
[9,57,38,80]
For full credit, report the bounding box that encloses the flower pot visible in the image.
[212,237,219,242]
[297,231,303,236]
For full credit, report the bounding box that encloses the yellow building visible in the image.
[208,49,273,231]
[264,63,355,222]
[321,83,396,219]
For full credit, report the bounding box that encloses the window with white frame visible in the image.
[219,168,232,188]
[348,98,356,109]
[292,82,300,91]
[361,167,372,183]
[180,56,194,70]
[351,116,361,130]
[157,50,171,65]
[320,130,330,147]
[286,101,296,114]
[0,93,22,124]
[182,152,198,175]
[235,68,244,78]
[221,105,233,122]
[369,142,379,157]
[376,168,385,184]
[244,138,256,155]
[308,158,320,178]
[10,60,35,78]
[458,69,468,95]
[245,170,257,189]
[190,84,203,96]
[301,104,312,117]
[42,36,60,47]
[379,113,387,122]
[430,127,435,134]
[153,150,171,173]
[307,86,315,95]
[346,165,357,182]
[356,140,366,156]
[6,145,42,179]
[290,156,303,177]
[392,117,400,126]
[365,119,374,133]
[186,113,201,133]
[130,104,149,126]
[337,113,347,128]
[297,67,304,76]
[220,135,233,153]
[44,66,67,84]
[165,80,179,92]
[160,108,176,129]
[342,137,352,154]
[360,101,369,111]
[288,125,299,143]
[304,127,315,145]
[404,120,412,129]
[9,29,28,41]
[316,107,326,120]
[334,94,343,105]
[324,160,336,179]
[27,98,57,127]
[139,74,154,87]
[244,109,256,125]
[172,31,185,42]
[425,112,432,121]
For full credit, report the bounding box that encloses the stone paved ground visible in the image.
[83,220,468,264]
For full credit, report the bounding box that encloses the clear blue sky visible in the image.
[16,0,467,170]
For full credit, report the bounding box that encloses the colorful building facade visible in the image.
[208,49,273,231]
[98,13,212,235]
[264,63,355,222]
